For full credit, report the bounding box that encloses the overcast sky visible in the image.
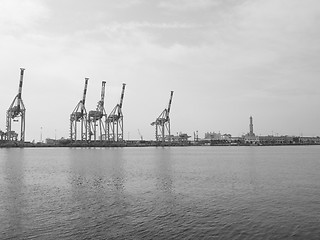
[0,0,319,141]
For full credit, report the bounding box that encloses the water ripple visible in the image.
[1,147,320,239]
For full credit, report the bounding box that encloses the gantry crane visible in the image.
[88,81,107,141]
[107,83,126,141]
[70,78,89,141]
[151,91,174,143]
[6,68,26,142]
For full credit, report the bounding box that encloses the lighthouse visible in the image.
[249,116,254,136]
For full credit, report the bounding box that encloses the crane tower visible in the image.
[70,78,89,141]
[151,91,174,143]
[88,81,107,141]
[6,68,26,142]
[107,83,126,141]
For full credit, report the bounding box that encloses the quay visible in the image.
[1,139,320,148]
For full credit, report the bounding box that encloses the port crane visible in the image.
[88,81,107,141]
[6,68,26,142]
[107,83,126,141]
[151,91,174,143]
[70,78,89,141]
[138,129,143,141]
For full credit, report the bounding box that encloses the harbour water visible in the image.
[0,146,320,239]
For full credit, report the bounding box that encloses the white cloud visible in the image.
[0,0,49,33]
[230,0,320,90]
[158,0,221,11]
[1,0,320,139]
[76,21,200,40]
[114,0,143,8]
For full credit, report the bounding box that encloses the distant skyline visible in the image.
[0,0,320,141]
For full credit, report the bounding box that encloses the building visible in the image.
[172,133,191,142]
[299,136,320,144]
[204,132,222,140]
[244,116,259,144]
[259,135,294,145]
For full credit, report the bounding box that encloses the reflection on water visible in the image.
[0,146,320,239]
[155,148,173,193]
[68,148,127,192]
[110,149,126,192]
[1,150,25,238]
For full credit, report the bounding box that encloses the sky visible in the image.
[0,0,320,141]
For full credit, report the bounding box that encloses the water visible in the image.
[0,146,320,239]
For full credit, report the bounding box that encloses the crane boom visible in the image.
[17,68,25,104]
[82,78,89,106]
[119,83,126,109]
[100,81,106,108]
[167,91,174,115]
[80,78,89,115]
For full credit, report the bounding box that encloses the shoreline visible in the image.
[1,140,320,148]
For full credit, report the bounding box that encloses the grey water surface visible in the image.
[0,146,320,239]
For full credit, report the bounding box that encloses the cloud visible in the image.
[0,0,49,33]
[114,0,143,8]
[232,0,320,90]
[1,0,320,139]
[76,21,200,40]
[236,0,320,45]
[158,0,222,11]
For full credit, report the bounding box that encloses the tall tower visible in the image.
[249,116,254,136]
